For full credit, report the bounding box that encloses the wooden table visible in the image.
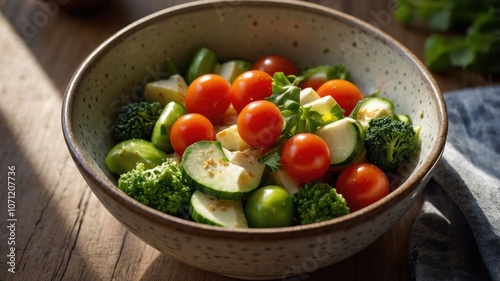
[0,1,493,280]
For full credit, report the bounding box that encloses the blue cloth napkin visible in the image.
[409,86,500,281]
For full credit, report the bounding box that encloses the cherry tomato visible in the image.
[316,79,364,116]
[230,70,273,113]
[245,185,294,228]
[185,74,231,121]
[299,73,327,91]
[170,113,215,156]
[335,163,390,212]
[252,55,299,76]
[281,133,331,183]
[237,100,283,148]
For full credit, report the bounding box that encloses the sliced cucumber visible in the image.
[350,97,395,129]
[181,141,264,200]
[189,190,248,228]
[144,74,188,107]
[216,59,252,83]
[315,117,365,167]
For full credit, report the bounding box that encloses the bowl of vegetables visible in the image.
[61,0,447,279]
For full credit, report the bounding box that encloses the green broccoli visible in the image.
[364,116,417,171]
[117,160,192,218]
[113,101,164,142]
[293,181,349,225]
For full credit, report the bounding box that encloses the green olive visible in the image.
[105,139,167,175]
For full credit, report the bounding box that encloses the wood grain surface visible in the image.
[0,1,494,280]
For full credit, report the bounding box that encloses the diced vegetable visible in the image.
[216,59,253,83]
[303,95,345,125]
[299,87,321,105]
[189,190,248,228]
[144,74,188,107]
[216,124,250,151]
[315,117,365,167]
[269,169,301,196]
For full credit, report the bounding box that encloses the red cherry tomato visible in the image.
[170,113,216,156]
[298,73,328,91]
[185,74,231,121]
[237,100,283,148]
[230,70,273,113]
[252,55,299,76]
[335,163,390,212]
[316,79,364,116]
[281,133,331,183]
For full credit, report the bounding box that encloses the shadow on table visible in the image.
[138,253,238,281]
[0,109,101,281]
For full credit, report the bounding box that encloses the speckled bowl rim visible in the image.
[62,0,447,241]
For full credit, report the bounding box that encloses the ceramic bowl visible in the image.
[61,0,447,279]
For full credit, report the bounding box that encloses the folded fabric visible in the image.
[409,86,500,281]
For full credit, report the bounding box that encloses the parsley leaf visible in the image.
[266,72,344,141]
[258,152,281,172]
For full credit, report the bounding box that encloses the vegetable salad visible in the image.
[105,47,420,228]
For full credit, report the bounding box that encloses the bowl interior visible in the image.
[64,0,445,229]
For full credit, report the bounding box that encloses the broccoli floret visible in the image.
[365,116,417,171]
[113,101,164,142]
[117,160,192,218]
[293,181,349,225]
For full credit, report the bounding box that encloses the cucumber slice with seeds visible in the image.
[181,141,264,200]
[350,97,395,129]
[189,190,248,228]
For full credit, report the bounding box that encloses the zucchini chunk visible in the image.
[144,74,188,107]
[315,117,365,167]
[216,59,252,84]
